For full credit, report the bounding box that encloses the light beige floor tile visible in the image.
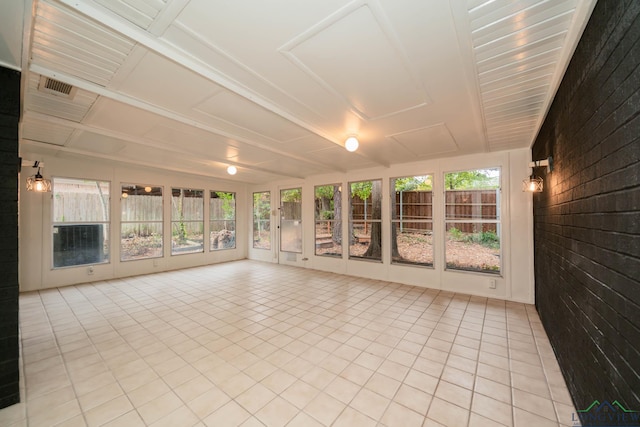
[84,395,133,427]
[435,380,473,410]
[148,405,199,427]
[472,392,513,426]
[127,378,170,407]
[28,398,81,427]
[404,369,439,395]
[236,383,277,413]
[333,407,377,427]
[364,371,401,399]
[78,382,124,411]
[260,369,297,394]
[281,380,320,409]
[513,407,559,427]
[469,412,508,427]
[381,401,426,427]
[427,397,470,427]
[136,391,183,425]
[512,389,557,421]
[474,376,511,404]
[203,400,251,427]
[254,396,299,427]
[101,410,146,427]
[286,411,324,427]
[186,387,230,419]
[349,388,390,422]
[324,376,361,404]
[304,391,347,426]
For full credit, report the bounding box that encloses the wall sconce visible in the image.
[25,160,52,192]
[523,156,553,193]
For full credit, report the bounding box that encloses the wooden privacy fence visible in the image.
[350,190,498,233]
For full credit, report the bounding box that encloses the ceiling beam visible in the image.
[22,110,307,179]
[31,63,341,175]
[20,138,279,184]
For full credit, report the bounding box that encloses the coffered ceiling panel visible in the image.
[9,0,596,183]
[389,124,458,158]
[282,3,428,121]
[194,92,312,143]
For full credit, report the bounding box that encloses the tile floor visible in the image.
[0,260,579,427]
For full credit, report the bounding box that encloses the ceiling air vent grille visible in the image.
[38,76,77,99]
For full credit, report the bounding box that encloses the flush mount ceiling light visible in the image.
[523,156,553,193]
[25,161,51,193]
[345,136,359,152]
[227,165,237,175]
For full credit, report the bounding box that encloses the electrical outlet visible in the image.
[88,266,94,275]
[489,279,496,289]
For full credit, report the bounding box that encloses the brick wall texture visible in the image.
[533,0,640,411]
[0,66,20,409]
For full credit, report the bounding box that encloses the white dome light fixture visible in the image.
[227,165,238,175]
[345,136,359,152]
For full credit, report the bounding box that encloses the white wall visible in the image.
[248,148,535,303]
[19,148,535,304]
[19,155,248,291]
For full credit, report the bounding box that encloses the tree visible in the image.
[445,170,498,190]
[361,180,382,258]
[332,185,342,245]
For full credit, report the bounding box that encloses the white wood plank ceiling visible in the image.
[4,0,596,183]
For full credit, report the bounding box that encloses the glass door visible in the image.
[279,188,302,259]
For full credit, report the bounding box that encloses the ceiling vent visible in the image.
[38,76,77,99]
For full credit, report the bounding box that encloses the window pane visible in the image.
[121,185,163,221]
[121,184,163,261]
[349,180,382,261]
[53,178,110,268]
[171,188,204,255]
[280,188,302,253]
[314,184,342,257]
[121,222,163,261]
[391,176,433,267]
[444,169,501,274]
[253,192,271,250]
[210,191,236,251]
[53,178,110,223]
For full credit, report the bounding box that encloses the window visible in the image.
[171,188,204,255]
[349,179,382,261]
[121,184,163,261]
[253,191,271,250]
[314,184,342,257]
[280,188,302,253]
[210,191,236,251]
[391,175,433,267]
[53,178,110,268]
[444,168,501,274]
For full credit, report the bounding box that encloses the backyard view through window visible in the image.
[349,179,382,261]
[121,184,163,261]
[391,175,433,267]
[53,178,110,268]
[253,191,271,250]
[171,188,204,255]
[210,191,236,251]
[280,188,302,253]
[445,168,501,274]
[314,184,342,257]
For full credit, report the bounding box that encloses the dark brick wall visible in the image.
[533,0,640,413]
[0,66,20,409]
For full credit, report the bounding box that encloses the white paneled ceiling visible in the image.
[6,0,596,183]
